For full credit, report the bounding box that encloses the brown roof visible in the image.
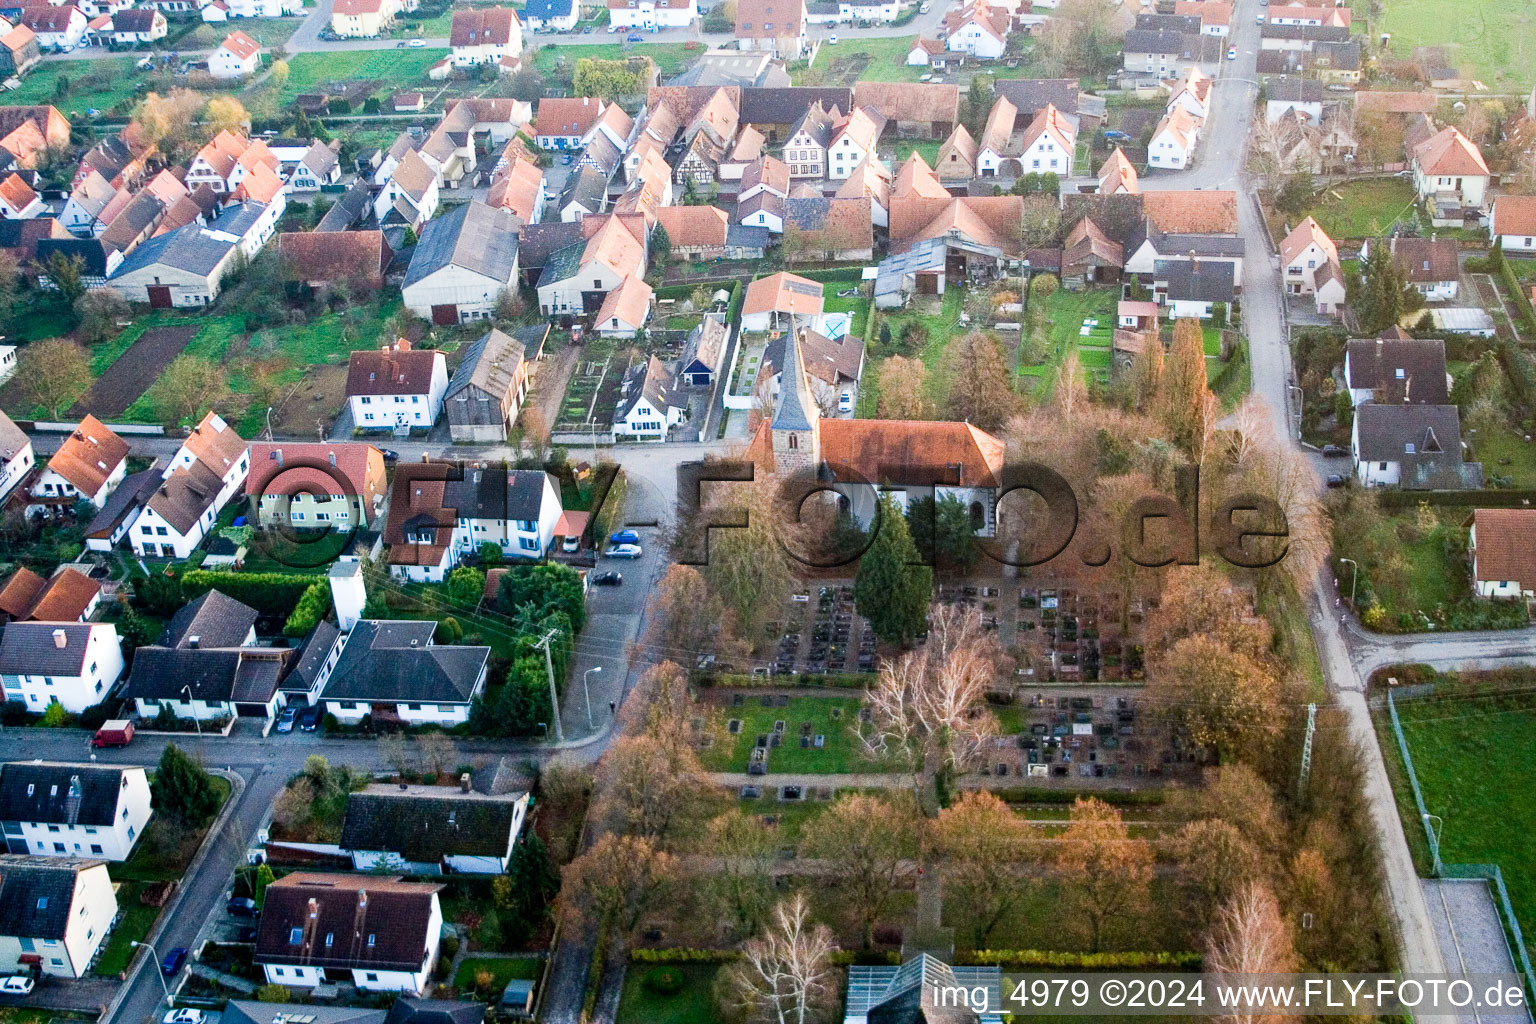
[180,411,247,477]
[785,196,873,253]
[741,155,790,196]
[1472,509,1536,592]
[889,195,1024,254]
[0,567,99,622]
[255,873,444,973]
[383,462,456,567]
[1353,91,1437,115]
[1412,125,1489,177]
[247,442,382,499]
[1097,147,1139,195]
[1063,215,1123,270]
[19,6,80,33]
[892,151,950,200]
[279,230,390,283]
[47,415,128,497]
[1384,236,1458,284]
[450,6,519,46]
[596,274,652,330]
[390,150,436,201]
[2,24,36,53]
[1279,216,1338,267]
[820,419,1006,488]
[146,459,224,535]
[0,568,45,619]
[535,97,604,139]
[853,82,959,127]
[653,205,729,248]
[1142,189,1237,234]
[743,271,823,317]
[937,124,978,178]
[0,173,36,213]
[487,157,542,224]
[347,340,442,397]
[219,29,260,60]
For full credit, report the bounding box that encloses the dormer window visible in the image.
[1405,443,1416,454]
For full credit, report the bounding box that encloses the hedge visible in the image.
[180,570,325,617]
[282,582,333,638]
[702,672,872,689]
[958,950,1202,970]
[1375,488,1536,509]
[630,948,901,966]
[987,787,1167,807]
[1499,255,1536,331]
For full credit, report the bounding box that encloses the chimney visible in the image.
[1189,249,1198,271]
[52,628,66,649]
[329,451,337,468]
[421,452,430,463]
[189,635,200,649]
[276,448,284,467]
[460,772,472,793]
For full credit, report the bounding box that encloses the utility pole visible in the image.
[1297,702,1316,801]
[534,629,564,743]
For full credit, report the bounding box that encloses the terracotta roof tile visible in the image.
[1142,189,1236,234]
[47,414,128,497]
[219,29,260,60]
[743,271,823,317]
[595,273,652,330]
[653,205,728,248]
[1472,509,1536,593]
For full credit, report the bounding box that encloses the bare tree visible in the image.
[414,732,459,777]
[716,893,838,1024]
[561,832,678,937]
[1205,882,1301,1024]
[597,733,704,839]
[1055,798,1155,952]
[377,731,411,777]
[19,339,91,419]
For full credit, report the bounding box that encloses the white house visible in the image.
[613,355,685,440]
[383,464,564,581]
[255,873,445,994]
[19,6,87,50]
[346,340,449,432]
[521,0,577,31]
[107,202,280,308]
[0,622,124,715]
[1411,125,1489,212]
[945,3,1008,58]
[1468,509,1536,601]
[1279,216,1338,296]
[0,411,34,506]
[1351,403,1467,489]
[1361,235,1459,303]
[129,411,249,560]
[287,141,341,191]
[594,274,652,337]
[0,764,152,861]
[319,619,489,725]
[741,271,823,332]
[826,107,881,180]
[606,0,696,29]
[1165,66,1210,121]
[208,29,261,79]
[104,7,166,43]
[449,7,522,67]
[338,786,530,874]
[1264,78,1322,124]
[372,150,440,228]
[1147,105,1200,169]
[0,174,44,219]
[535,213,646,317]
[0,857,117,979]
[534,97,605,150]
[29,416,128,512]
[1490,194,1536,251]
[402,201,520,324]
[1016,102,1075,177]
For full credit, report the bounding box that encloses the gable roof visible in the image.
[1064,215,1123,270]
[1142,189,1237,234]
[978,96,1016,157]
[247,442,382,498]
[892,151,950,199]
[0,567,98,622]
[347,341,442,397]
[1494,194,1536,238]
[616,354,675,422]
[404,200,519,289]
[46,415,128,497]
[743,271,823,317]
[852,81,959,126]
[1471,509,1536,591]
[0,763,138,827]
[219,29,260,60]
[1345,336,1448,403]
[446,328,526,404]
[784,196,873,251]
[0,622,98,676]
[535,97,604,138]
[255,872,444,972]
[167,588,258,649]
[1020,101,1076,152]
[596,274,652,329]
[450,6,519,46]
[280,230,390,282]
[889,195,1023,254]
[1412,125,1489,177]
[1353,91,1437,115]
[322,619,488,705]
[0,856,103,941]
[0,172,36,213]
[1354,404,1467,486]
[487,157,542,224]
[1381,235,1458,283]
[1098,147,1139,195]
[653,205,729,248]
[741,154,790,196]
[1155,258,1235,301]
[821,419,1006,488]
[340,786,525,861]
[734,0,804,39]
[740,87,851,125]
[1279,215,1338,267]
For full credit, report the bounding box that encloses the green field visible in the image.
[1469,426,1536,488]
[532,41,701,76]
[1019,286,1118,399]
[454,955,541,993]
[617,964,719,1024]
[7,58,144,119]
[1362,0,1536,89]
[1300,178,1419,240]
[1388,689,1536,939]
[857,286,966,417]
[176,16,302,49]
[701,695,874,774]
[274,49,449,101]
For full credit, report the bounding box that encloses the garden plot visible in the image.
[556,343,640,434]
[69,325,199,418]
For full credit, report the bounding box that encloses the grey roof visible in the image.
[321,620,488,706]
[1269,78,1324,102]
[1345,337,1448,403]
[166,589,258,649]
[557,166,608,216]
[726,223,771,251]
[517,221,583,272]
[680,313,729,376]
[0,622,96,676]
[286,620,340,694]
[403,201,519,290]
[737,191,785,223]
[522,0,572,18]
[1153,258,1235,301]
[0,855,106,941]
[113,223,231,279]
[84,465,159,541]
[122,646,290,705]
[37,238,109,277]
[317,180,373,232]
[740,87,852,125]
[383,1000,485,1024]
[770,330,815,433]
[224,1003,386,1024]
[788,102,838,149]
[1135,12,1200,32]
[993,78,1082,118]
[439,467,551,522]
[616,356,677,423]
[1315,39,1360,70]
[300,140,339,177]
[446,328,526,403]
[0,763,138,827]
[1123,28,1189,55]
[535,239,585,289]
[1155,233,1245,257]
[340,787,525,860]
[578,132,621,179]
[0,408,27,462]
[1355,404,1480,488]
[1261,22,1349,41]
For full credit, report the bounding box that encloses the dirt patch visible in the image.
[270,363,349,437]
[70,325,200,419]
[526,344,579,434]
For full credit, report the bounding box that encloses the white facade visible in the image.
[348,359,448,432]
[826,133,875,181]
[0,861,116,979]
[403,264,514,323]
[31,457,126,510]
[1283,240,1332,294]
[1165,296,1216,319]
[132,695,244,722]
[262,897,442,994]
[372,174,440,225]
[208,42,260,78]
[0,624,125,716]
[607,0,696,28]
[1147,124,1194,168]
[322,688,480,727]
[0,440,33,504]
[1413,163,1488,210]
[842,0,899,21]
[452,480,563,560]
[1471,521,1535,599]
[537,258,634,317]
[947,20,1005,58]
[613,395,684,440]
[2,767,152,862]
[1351,416,1399,487]
[128,498,216,560]
[1019,130,1072,177]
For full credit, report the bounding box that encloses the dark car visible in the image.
[1325,474,1348,488]
[379,448,400,462]
[161,948,189,976]
[297,705,322,732]
[275,706,297,734]
[609,529,640,545]
[226,897,259,918]
[626,32,643,40]
[1321,444,1348,458]
[592,571,623,586]
[232,925,258,943]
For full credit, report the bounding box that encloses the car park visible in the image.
[0,977,34,996]
[161,948,189,976]
[275,706,297,733]
[609,529,640,545]
[606,543,643,559]
[592,571,623,586]
[297,705,322,732]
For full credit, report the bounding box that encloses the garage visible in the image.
[431,304,459,326]
[147,285,173,309]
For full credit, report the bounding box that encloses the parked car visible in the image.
[592,571,623,586]
[379,448,400,462]
[92,719,134,748]
[161,948,189,976]
[626,32,643,40]
[606,543,643,559]
[919,2,929,10]
[226,897,259,918]
[561,535,580,553]
[608,23,618,31]
[1325,474,1348,488]
[609,529,640,545]
[838,389,854,413]
[408,37,425,46]
[1226,45,1237,60]
[395,39,407,47]
[828,33,838,43]
[1321,444,1348,458]
[275,706,298,734]
[1255,12,1264,21]
[297,705,322,732]
[0,977,34,996]
[562,153,573,165]
[1104,129,1131,142]
[164,1010,207,1024]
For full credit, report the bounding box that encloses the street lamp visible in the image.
[582,666,601,730]
[182,686,202,740]
[1423,813,1444,876]
[131,940,174,1008]
[1287,384,1305,439]
[1338,556,1359,607]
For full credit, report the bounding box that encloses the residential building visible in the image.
[329,0,400,38]
[1352,403,1480,489]
[535,97,605,150]
[384,463,564,580]
[30,416,127,511]
[613,355,684,439]
[0,567,100,624]
[1259,21,1349,51]
[372,150,440,229]
[1491,194,1536,250]
[826,106,881,179]
[1266,2,1349,27]
[678,314,729,387]
[104,8,166,43]
[318,620,489,724]
[852,81,959,139]
[1279,215,1340,297]
[1174,0,1230,34]
[19,6,86,50]
[594,274,653,338]
[1343,334,1449,407]
[255,873,444,993]
[1265,77,1323,124]
[738,191,785,234]
[784,101,836,179]
[130,411,249,560]
[339,785,530,873]
[402,201,520,324]
[555,166,608,222]
[1098,147,1139,195]
[944,1,1008,58]
[734,0,806,58]
[1468,508,1536,601]
[1153,258,1235,318]
[1411,125,1489,215]
[246,443,388,531]
[521,0,576,30]
[0,410,32,506]
[783,197,874,261]
[1361,235,1459,302]
[1123,27,1193,79]
[486,157,543,228]
[83,467,159,554]
[607,0,696,29]
[0,622,124,715]
[289,141,341,191]
[346,340,449,432]
[449,7,522,67]
[0,856,116,978]
[741,271,823,331]
[209,29,261,78]
[0,173,41,219]
[444,326,544,442]
[1148,104,1200,169]
[535,213,647,317]
[0,107,70,169]
[0,764,151,861]
[739,86,851,142]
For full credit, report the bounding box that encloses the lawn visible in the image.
[1299,178,1419,240]
[95,883,162,976]
[616,964,719,1024]
[6,58,144,119]
[1018,286,1119,400]
[954,877,1195,953]
[1388,687,1536,939]
[454,955,541,992]
[700,695,876,774]
[175,17,302,48]
[271,49,449,102]
[858,287,968,417]
[532,41,701,76]
[818,35,921,83]
[1468,426,1536,488]
[1362,0,1536,90]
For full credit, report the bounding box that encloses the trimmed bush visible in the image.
[181,570,323,617]
[641,966,685,995]
[283,582,332,638]
[959,950,1202,969]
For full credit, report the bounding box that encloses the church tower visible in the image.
[769,324,820,475]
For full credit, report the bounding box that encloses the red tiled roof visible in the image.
[219,29,260,60]
[47,414,128,497]
[1472,509,1536,592]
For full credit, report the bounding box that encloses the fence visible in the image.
[1385,690,1536,1001]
